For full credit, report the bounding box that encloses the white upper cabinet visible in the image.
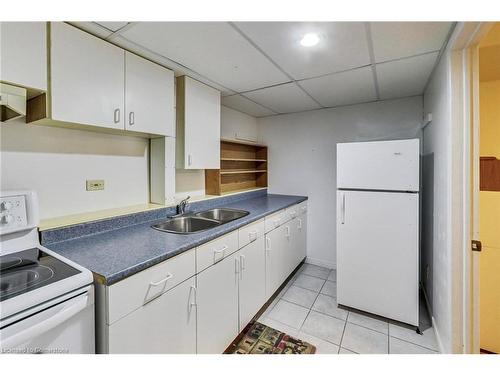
[45,23,175,137]
[0,22,47,91]
[176,76,221,169]
[50,22,125,130]
[125,52,175,136]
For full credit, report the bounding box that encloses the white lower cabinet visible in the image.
[108,277,196,354]
[98,200,307,354]
[265,224,290,299]
[238,236,266,331]
[196,252,239,354]
[296,213,307,265]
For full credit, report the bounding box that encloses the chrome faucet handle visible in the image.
[177,196,191,215]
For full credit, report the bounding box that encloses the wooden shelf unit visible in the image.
[205,140,268,195]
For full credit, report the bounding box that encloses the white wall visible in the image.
[422,50,453,353]
[258,97,423,268]
[0,119,149,219]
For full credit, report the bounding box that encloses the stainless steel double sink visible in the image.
[152,208,249,234]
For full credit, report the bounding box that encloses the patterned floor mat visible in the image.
[226,321,316,354]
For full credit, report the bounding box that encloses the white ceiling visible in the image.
[71,21,454,117]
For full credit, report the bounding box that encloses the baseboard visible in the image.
[421,284,445,354]
[431,316,445,354]
[305,256,336,270]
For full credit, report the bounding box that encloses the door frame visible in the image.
[448,22,494,354]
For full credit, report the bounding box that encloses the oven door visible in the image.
[0,287,95,354]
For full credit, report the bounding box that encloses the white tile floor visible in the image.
[258,263,439,354]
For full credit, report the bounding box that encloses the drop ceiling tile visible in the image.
[222,95,276,117]
[299,66,377,107]
[96,22,129,32]
[111,35,235,96]
[120,22,289,92]
[68,22,113,39]
[370,22,452,63]
[235,22,371,80]
[376,52,439,99]
[244,83,321,113]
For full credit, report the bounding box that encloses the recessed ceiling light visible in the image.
[300,33,319,47]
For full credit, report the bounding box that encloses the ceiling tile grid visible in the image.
[119,22,290,92]
[234,22,372,80]
[67,21,454,116]
[376,52,440,99]
[370,22,452,63]
[244,82,322,114]
[298,66,377,107]
[222,94,277,117]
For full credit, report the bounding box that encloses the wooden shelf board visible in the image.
[221,138,267,147]
[220,170,267,175]
[221,158,267,162]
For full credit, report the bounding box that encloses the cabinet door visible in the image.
[0,22,47,90]
[183,76,220,169]
[197,252,239,353]
[50,22,125,130]
[297,213,307,264]
[125,52,175,136]
[238,237,266,331]
[265,225,289,299]
[108,277,197,354]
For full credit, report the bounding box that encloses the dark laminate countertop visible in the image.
[45,194,307,285]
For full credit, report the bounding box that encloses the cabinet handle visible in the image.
[188,154,192,166]
[213,245,228,262]
[129,111,135,126]
[248,230,258,242]
[113,108,120,124]
[240,255,246,271]
[235,258,240,274]
[273,219,280,228]
[189,285,197,309]
[341,194,346,225]
[149,273,173,287]
[266,237,271,253]
[298,218,302,230]
[285,225,291,239]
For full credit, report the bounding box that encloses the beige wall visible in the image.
[478,79,500,353]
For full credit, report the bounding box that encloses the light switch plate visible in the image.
[86,179,105,191]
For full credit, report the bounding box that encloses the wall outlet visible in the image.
[86,179,104,191]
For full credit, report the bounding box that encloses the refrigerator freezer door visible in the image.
[337,190,419,326]
[337,139,420,192]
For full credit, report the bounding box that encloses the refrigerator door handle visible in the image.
[341,193,346,224]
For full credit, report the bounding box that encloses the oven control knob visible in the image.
[1,201,13,211]
[1,214,14,224]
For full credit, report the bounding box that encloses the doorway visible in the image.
[476,23,500,354]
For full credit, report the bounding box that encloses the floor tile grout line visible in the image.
[345,319,389,336]
[388,335,439,352]
[338,311,349,353]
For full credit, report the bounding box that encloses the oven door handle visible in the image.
[0,293,89,350]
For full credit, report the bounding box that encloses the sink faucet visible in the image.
[177,196,191,215]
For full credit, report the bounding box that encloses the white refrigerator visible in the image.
[336,139,420,326]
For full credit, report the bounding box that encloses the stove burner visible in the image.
[0,247,81,302]
[0,256,23,271]
[0,265,55,298]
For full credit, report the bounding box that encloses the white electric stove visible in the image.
[0,190,95,354]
